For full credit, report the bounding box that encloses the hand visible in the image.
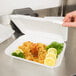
[62,11,76,27]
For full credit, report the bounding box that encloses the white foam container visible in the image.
[5,15,68,69]
[0,24,14,43]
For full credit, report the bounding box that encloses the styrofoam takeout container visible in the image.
[5,15,68,69]
[0,24,14,43]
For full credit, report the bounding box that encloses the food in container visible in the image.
[11,41,64,66]
[5,15,68,69]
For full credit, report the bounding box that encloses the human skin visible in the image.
[62,11,76,27]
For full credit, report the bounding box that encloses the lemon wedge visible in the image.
[44,48,57,66]
[46,53,56,60]
[44,58,56,66]
[47,48,57,55]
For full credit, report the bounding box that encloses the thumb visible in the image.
[62,22,76,27]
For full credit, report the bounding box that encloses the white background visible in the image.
[0,0,61,15]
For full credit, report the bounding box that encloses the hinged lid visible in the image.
[10,15,68,41]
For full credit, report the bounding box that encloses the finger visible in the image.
[62,22,76,27]
[64,16,72,22]
[65,11,76,17]
[63,17,71,22]
[64,11,76,22]
[74,16,76,21]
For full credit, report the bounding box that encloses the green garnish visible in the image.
[12,49,25,58]
[46,42,64,55]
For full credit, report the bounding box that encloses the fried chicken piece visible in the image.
[18,41,47,64]
[30,43,38,57]
[37,43,47,64]
[19,46,32,59]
